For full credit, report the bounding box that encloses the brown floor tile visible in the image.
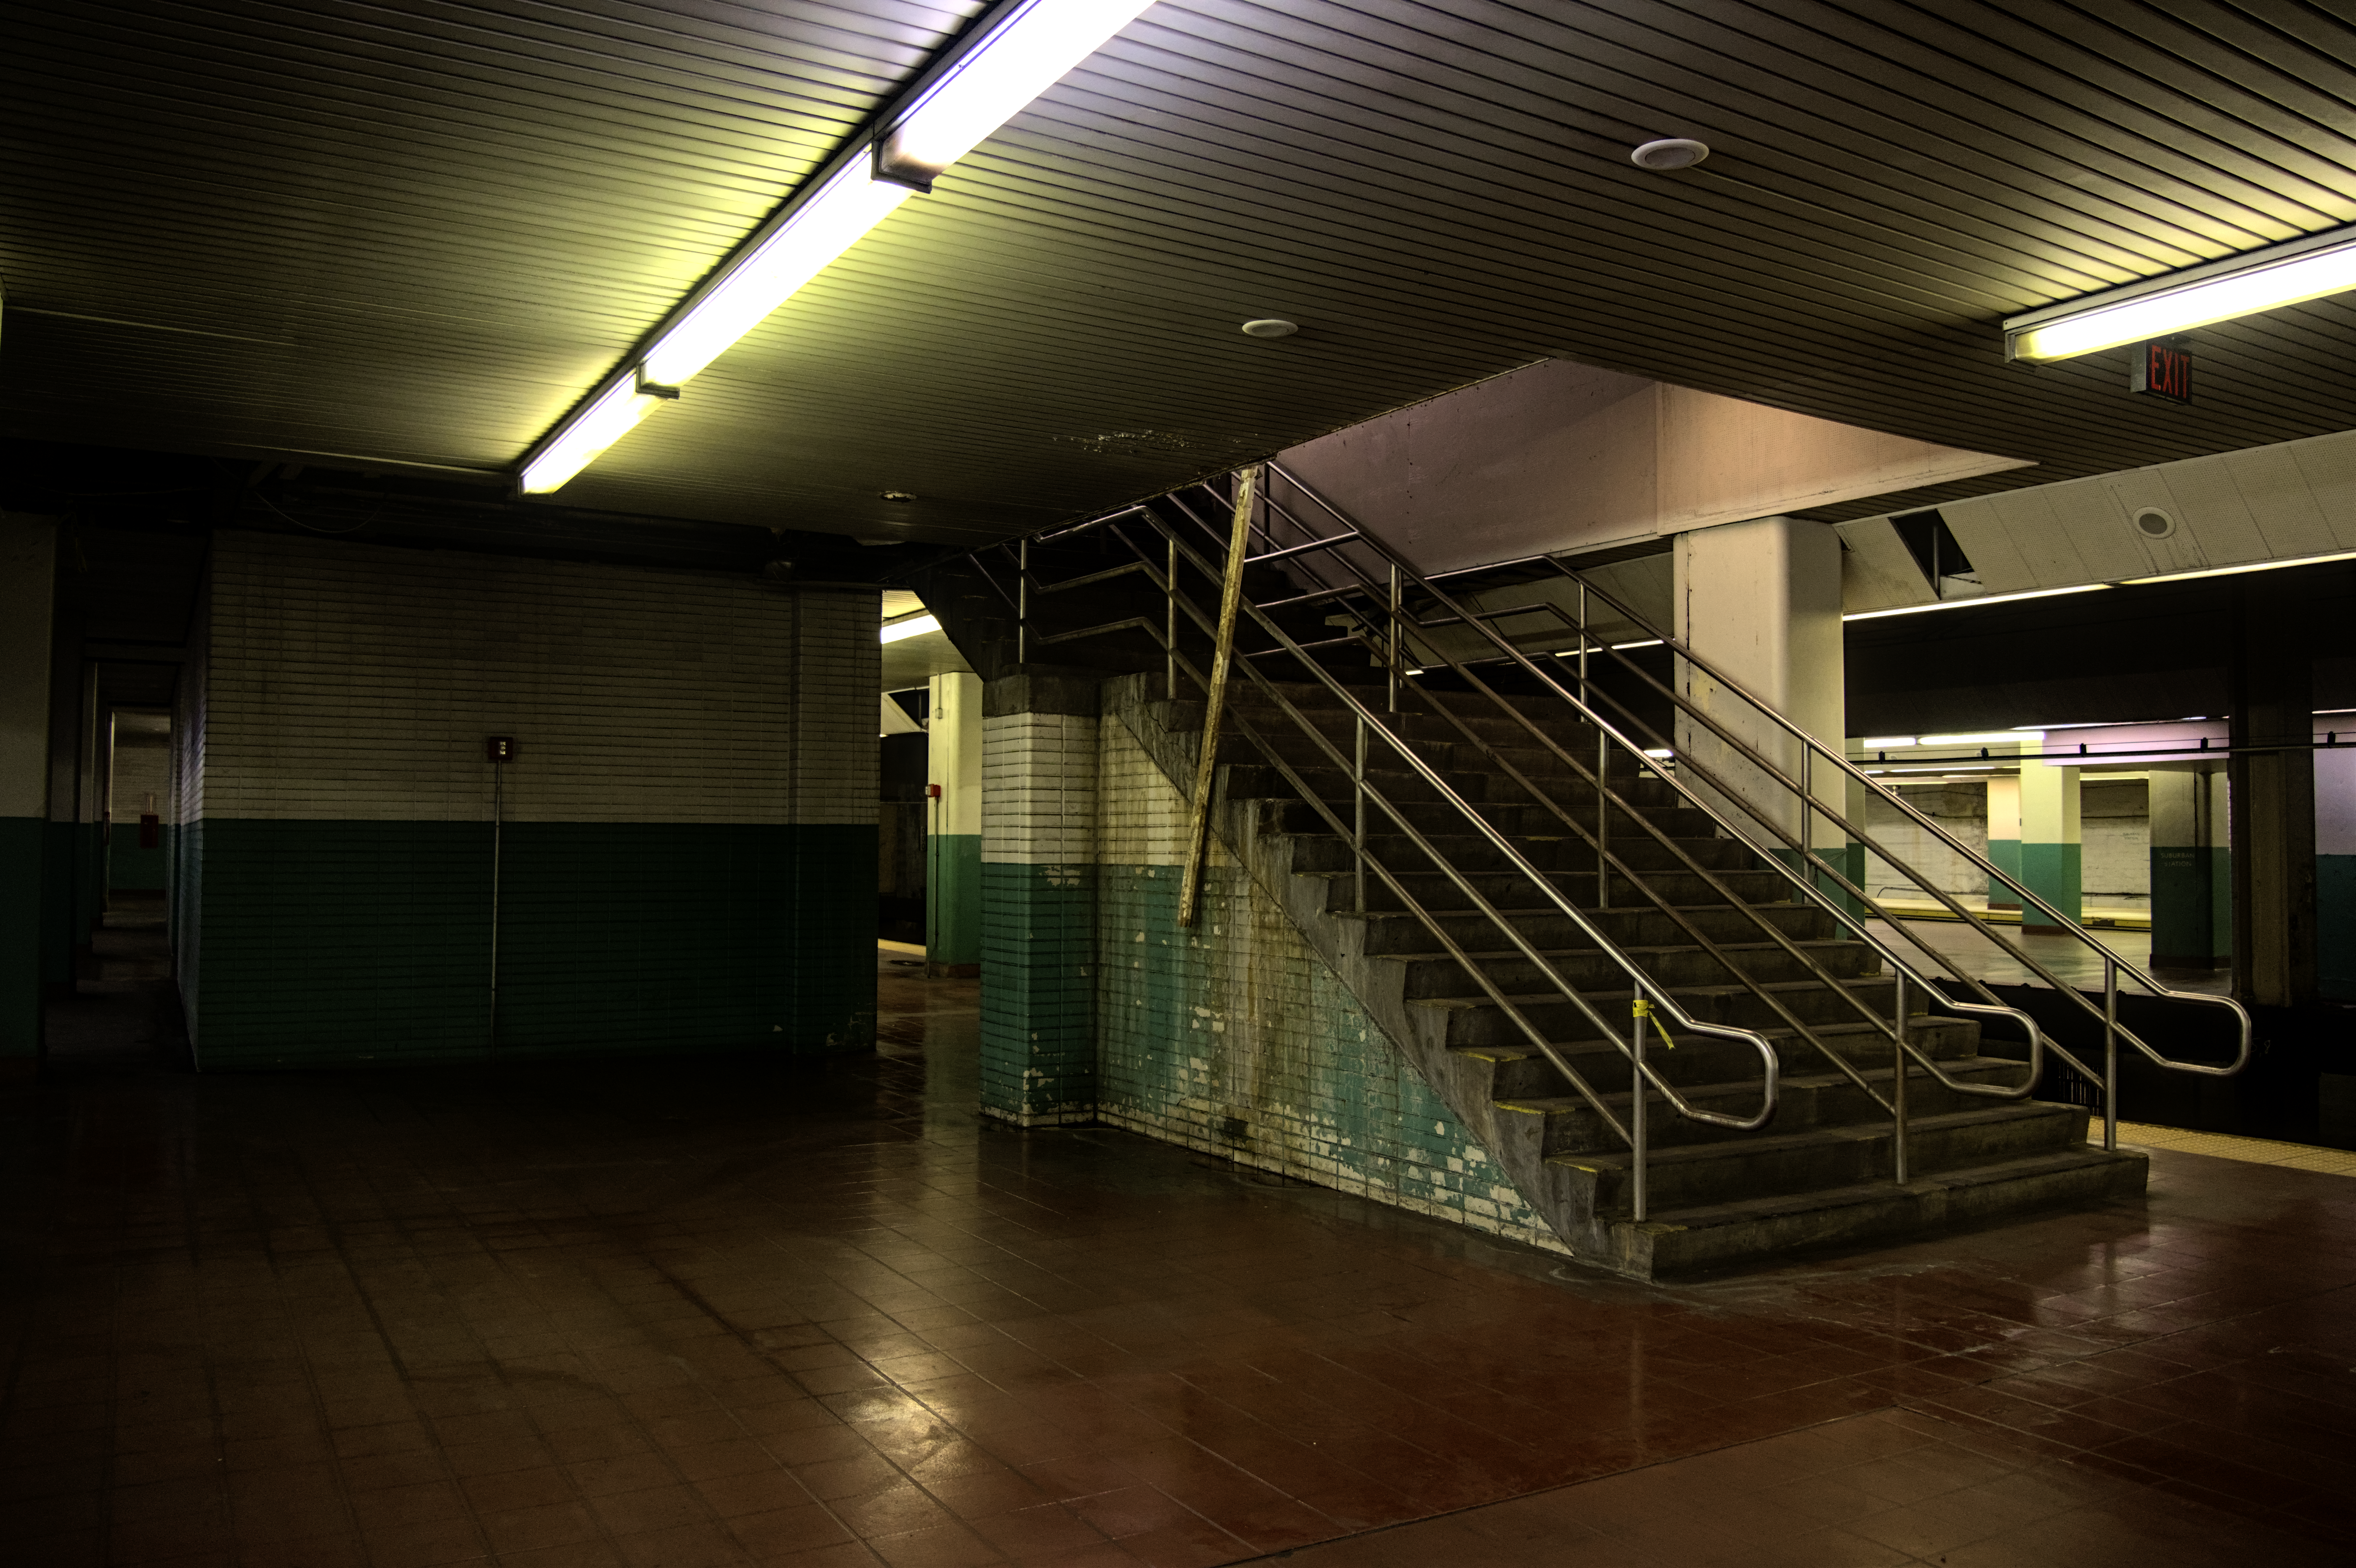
[17,975,2356,1568]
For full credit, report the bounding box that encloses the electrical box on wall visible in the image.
[485,736,518,763]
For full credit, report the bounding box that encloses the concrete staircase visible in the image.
[1108,672,2145,1279]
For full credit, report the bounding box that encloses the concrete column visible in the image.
[2229,575,2316,1006]
[924,671,983,977]
[0,516,55,1073]
[978,673,1098,1126]
[2149,765,2230,971]
[1986,776,2022,911]
[2017,758,2081,935]
[1672,516,1846,882]
[2319,743,2356,1000]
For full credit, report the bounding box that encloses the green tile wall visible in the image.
[978,861,1096,1122]
[188,820,873,1069]
[1093,857,1554,1246]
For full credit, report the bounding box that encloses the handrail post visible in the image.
[1387,563,1401,713]
[2103,956,2119,1152]
[1354,714,1367,914]
[1165,533,1177,700]
[1017,538,1029,666]
[1631,998,1648,1222]
[1893,972,1909,1185]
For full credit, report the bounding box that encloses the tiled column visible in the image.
[1986,776,2022,911]
[2018,758,2082,934]
[979,674,1098,1126]
[2149,766,2229,971]
[0,516,54,1075]
[925,671,983,977]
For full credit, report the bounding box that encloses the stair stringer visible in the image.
[1102,673,1601,1263]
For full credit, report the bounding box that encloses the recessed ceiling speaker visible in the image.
[1631,138,1709,171]
[1241,318,1299,338]
[2133,506,2178,539]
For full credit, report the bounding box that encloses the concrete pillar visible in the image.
[2017,758,2082,935]
[1673,516,1846,882]
[2149,765,2230,971]
[2228,575,2316,1007]
[0,516,55,1074]
[978,673,1098,1126]
[924,671,983,977]
[1985,776,2022,911]
[2319,744,2356,1000]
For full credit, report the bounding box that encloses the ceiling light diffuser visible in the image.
[642,166,914,387]
[881,613,942,644]
[2005,224,2356,361]
[1841,585,2107,622]
[2117,547,2356,586]
[878,0,1156,184]
[519,376,678,495]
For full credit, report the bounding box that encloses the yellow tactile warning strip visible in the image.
[2117,1121,2356,1176]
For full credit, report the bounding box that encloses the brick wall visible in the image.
[180,532,877,1068]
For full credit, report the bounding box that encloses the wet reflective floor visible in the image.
[3,956,2349,1566]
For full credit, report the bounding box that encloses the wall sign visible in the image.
[2131,338,2191,403]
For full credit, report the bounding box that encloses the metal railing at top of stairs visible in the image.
[1219,461,2251,1158]
[952,490,1786,1225]
[945,459,2250,1195]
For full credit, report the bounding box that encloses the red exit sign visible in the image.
[2131,339,2191,403]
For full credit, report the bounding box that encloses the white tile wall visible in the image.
[204,533,876,825]
[981,713,1099,863]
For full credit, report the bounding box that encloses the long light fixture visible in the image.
[518,0,1157,495]
[2005,224,2356,361]
[881,612,942,644]
[2117,547,2356,586]
[1841,585,2107,622]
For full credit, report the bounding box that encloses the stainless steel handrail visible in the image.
[1255,460,2248,1151]
[1521,557,2254,1084]
[1233,473,2049,1114]
[1136,509,1783,1134]
[982,499,1788,1220]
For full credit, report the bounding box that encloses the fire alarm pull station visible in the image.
[486,736,518,763]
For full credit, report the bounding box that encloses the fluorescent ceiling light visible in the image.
[519,0,1156,493]
[1642,748,1673,759]
[879,0,1156,182]
[642,167,914,387]
[1920,731,2038,747]
[520,377,677,495]
[1611,639,1664,650]
[1858,735,1917,749]
[1842,585,2107,622]
[881,612,942,644]
[2005,225,2356,361]
[2117,547,2356,587]
[1886,764,1997,774]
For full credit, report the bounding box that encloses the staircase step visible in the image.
[1451,1017,1983,1099]
[1390,938,1884,997]
[1616,1147,2148,1278]
[1417,975,1905,1044]
[1552,1103,2090,1211]
[1498,1056,2039,1154]
[1357,902,1844,955]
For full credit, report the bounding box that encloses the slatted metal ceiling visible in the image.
[5,1,2356,548]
